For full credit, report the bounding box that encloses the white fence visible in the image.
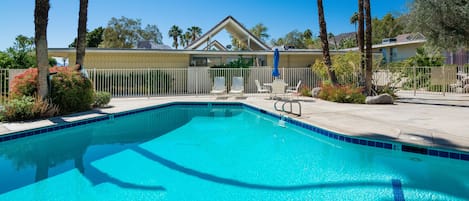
[1,66,468,103]
[88,67,321,97]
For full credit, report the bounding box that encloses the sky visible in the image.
[0,0,411,51]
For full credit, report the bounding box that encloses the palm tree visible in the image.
[168,25,182,49]
[303,29,313,40]
[188,26,202,42]
[179,31,191,48]
[75,0,88,68]
[250,23,269,41]
[364,0,373,95]
[358,0,365,85]
[350,12,359,33]
[34,0,50,98]
[317,0,338,85]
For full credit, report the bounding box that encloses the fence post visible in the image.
[442,65,446,96]
[93,68,96,91]
[413,65,416,96]
[147,68,150,98]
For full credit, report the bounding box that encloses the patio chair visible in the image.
[271,79,288,99]
[229,76,244,97]
[210,76,226,95]
[255,80,270,93]
[286,80,302,97]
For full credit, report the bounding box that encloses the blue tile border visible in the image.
[1,101,469,163]
[241,102,469,162]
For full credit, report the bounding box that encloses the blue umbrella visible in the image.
[272,48,280,78]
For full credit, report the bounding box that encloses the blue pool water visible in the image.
[0,103,468,200]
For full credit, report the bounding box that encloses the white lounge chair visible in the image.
[286,80,302,94]
[255,80,270,93]
[210,76,226,95]
[229,76,244,97]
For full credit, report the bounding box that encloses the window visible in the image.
[391,48,398,62]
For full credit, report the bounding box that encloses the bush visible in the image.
[318,83,366,104]
[1,96,58,122]
[299,85,312,97]
[50,68,94,114]
[11,67,94,115]
[10,67,67,98]
[10,68,39,98]
[93,91,111,107]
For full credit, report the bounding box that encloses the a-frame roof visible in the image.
[202,40,228,51]
[185,16,271,51]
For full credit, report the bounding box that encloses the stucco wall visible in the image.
[57,52,189,69]
[266,54,321,68]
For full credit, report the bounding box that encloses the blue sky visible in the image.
[0,0,410,51]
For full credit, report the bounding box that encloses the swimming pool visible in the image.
[0,102,468,200]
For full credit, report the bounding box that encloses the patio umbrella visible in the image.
[272,48,280,78]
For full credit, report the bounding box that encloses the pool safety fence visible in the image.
[0,66,468,101]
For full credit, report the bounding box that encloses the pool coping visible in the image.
[1,101,468,163]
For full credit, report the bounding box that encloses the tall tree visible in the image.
[364,0,373,95]
[100,17,162,48]
[86,27,104,47]
[139,24,163,44]
[317,0,338,85]
[406,0,469,49]
[270,30,307,49]
[69,27,104,48]
[75,0,88,67]
[168,25,182,49]
[303,29,313,40]
[34,0,50,98]
[187,26,202,42]
[6,35,35,68]
[357,0,365,84]
[350,12,359,32]
[249,23,269,42]
[372,13,404,44]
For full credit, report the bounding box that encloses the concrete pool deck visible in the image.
[1,94,468,152]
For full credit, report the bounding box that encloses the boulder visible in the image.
[311,87,322,98]
[365,93,394,104]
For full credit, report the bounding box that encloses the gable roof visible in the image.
[185,16,271,51]
[202,40,228,51]
[395,33,426,43]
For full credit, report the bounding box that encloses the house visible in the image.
[48,16,350,69]
[342,33,426,64]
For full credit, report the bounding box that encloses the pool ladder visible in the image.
[274,99,301,116]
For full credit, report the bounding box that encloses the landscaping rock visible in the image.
[365,93,394,104]
[311,87,322,98]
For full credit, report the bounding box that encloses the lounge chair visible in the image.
[286,80,302,98]
[210,76,226,95]
[255,80,270,93]
[229,76,244,97]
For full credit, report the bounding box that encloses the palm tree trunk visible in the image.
[317,0,338,85]
[358,0,365,85]
[34,0,50,98]
[364,0,373,95]
[75,0,88,67]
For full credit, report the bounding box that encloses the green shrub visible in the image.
[93,91,111,107]
[299,85,312,97]
[50,68,94,114]
[1,96,58,121]
[318,84,366,104]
